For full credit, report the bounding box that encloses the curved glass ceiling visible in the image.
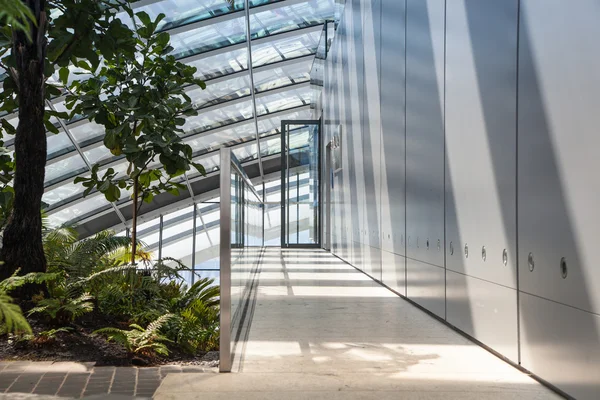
[25,0,335,228]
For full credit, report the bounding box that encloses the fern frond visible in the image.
[0,271,61,293]
[0,290,32,334]
[73,264,137,287]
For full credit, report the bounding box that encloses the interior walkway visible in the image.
[156,248,563,399]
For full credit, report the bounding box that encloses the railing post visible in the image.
[219,147,232,373]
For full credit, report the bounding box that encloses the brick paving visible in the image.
[0,361,213,399]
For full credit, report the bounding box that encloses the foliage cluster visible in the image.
[0,225,220,359]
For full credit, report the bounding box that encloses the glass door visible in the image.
[281,120,321,248]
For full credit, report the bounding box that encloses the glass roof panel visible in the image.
[83,146,116,165]
[184,120,255,155]
[252,30,321,67]
[250,0,333,38]
[169,16,247,60]
[47,130,75,159]
[255,85,311,115]
[47,193,110,227]
[45,154,87,186]
[253,58,312,92]
[183,99,253,134]
[43,180,85,208]
[188,75,249,109]
[233,143,257,163]
[45,160,128,208]
[188,56,312,110]
[125,0,243,32]
[188,47,248,81]
[69,122,106,146]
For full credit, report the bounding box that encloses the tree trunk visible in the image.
[0,0,48,284]
[130,176,139,265]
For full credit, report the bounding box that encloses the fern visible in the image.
[73,264,137,287]
[39,327,73,338]
[28,292,94,325]
[94,314,175,357]
[0,271,61,293]
[0,290,32,335]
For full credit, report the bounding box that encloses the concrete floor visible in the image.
[155,248,563,399]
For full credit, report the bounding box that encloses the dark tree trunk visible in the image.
[0,0,48,285]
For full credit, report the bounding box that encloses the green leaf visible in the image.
[59,67,70,85]
[0,119,16,136]
[195,79,206,90]
[104,184,121,202]
[135,11,152,28]
[143,192,154,203]
[44,120,60,135]
[192,163,206,177]
[47,33,74,63]
[46,84,62,97]
[156,32,169,47]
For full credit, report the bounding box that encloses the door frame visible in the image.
[280,119,322,248]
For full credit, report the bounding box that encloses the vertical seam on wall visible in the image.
[404,0,408,297]
[378,0,383,282]
[443,0,448,321]
[515,0,522,366]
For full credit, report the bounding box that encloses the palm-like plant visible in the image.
[171,278,220,311]
[94,313,175,357]
[166,278,220,353]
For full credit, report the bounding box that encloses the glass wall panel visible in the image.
[160,206,195,271]
[281,121,320,247]
[220,149,264,372]
[263,179,281,246]
[194,202,220,285]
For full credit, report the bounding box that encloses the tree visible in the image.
[69,10,206,265]
[0,0,135,283]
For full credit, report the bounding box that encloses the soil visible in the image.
[0,311,219,367]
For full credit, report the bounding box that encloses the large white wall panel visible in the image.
[380,0,406,258]
[518,1,600,398]
[361,0,382,280]
[446,271,518,361]
[380,0,407,293]
[518,0,600,315]
[520,293,600,400]
[405,0,445,269]
[405,0,446,316]
[346,0,366,271]
[444,0,519,361]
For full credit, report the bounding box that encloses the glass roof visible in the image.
[12,0,335,228]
